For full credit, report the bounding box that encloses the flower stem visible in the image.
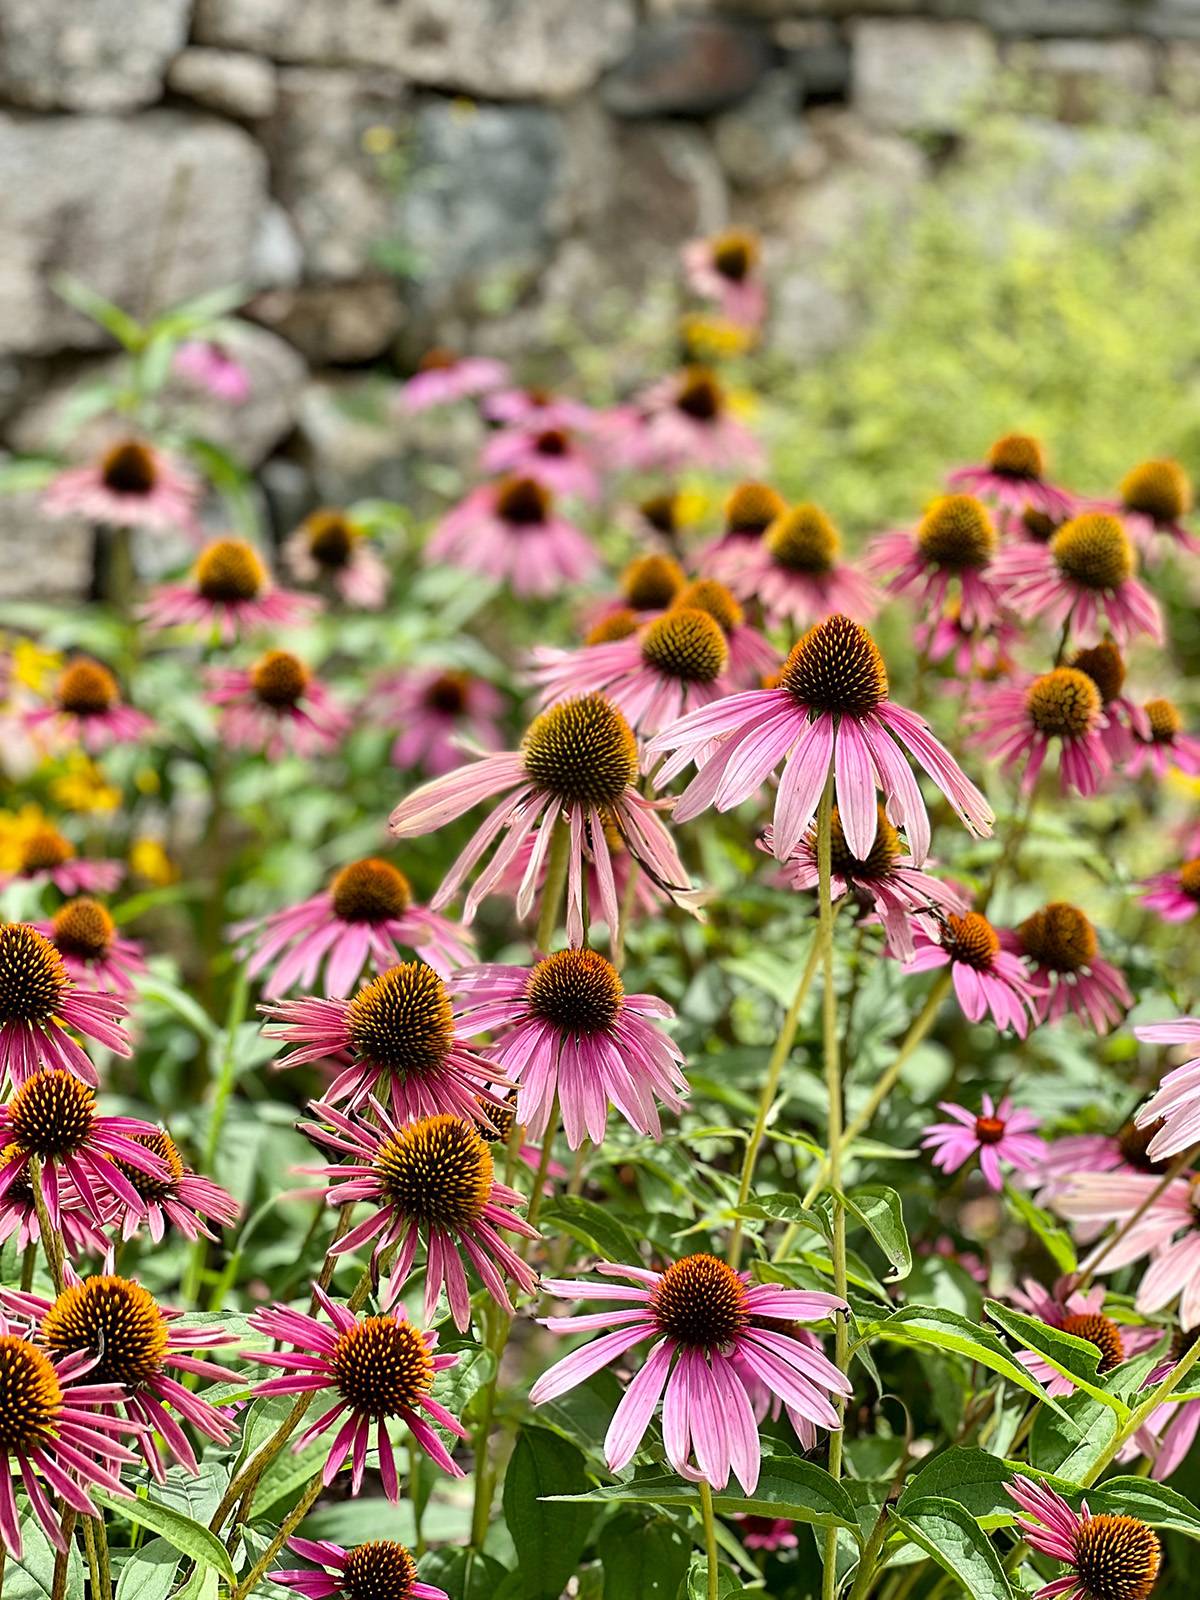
[727,932,822,1270]
[698,1479,720,1600]
[1075,1143,1198,1292]
[29,1157,64,1294]
[536,815,571,951]
[233,1470,325,1599]
[50,1509,76,1600]
[82,1516,112,1600]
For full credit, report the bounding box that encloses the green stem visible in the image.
[233,1471,325,1599]
[698,1479,720,1600]
[29,1157,64,1294]
[82,1516,111,1600]
[845,1507,891,1600]
[50,1510,76,1600]
[20,1240,35,1291]
[470,1301,514,1549]
[535,816,571,951]
[1076,1144,1197,1291]
[727,933,822,1270]
[613,858,641,969]
[522,1093,559,1246]
[1081,1325,1200,1488]
[184,961,249,1302]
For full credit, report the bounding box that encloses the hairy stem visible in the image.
[233,1471,326,1599]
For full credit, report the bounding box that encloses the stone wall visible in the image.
[2,0,1200,595]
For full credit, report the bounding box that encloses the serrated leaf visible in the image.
[1086,1477,1200,1539]
[1029,1391,1118,1481]
[985,1301,1129,1415]
[898,1448,1014,1526]
[4,1513,85,1599]
[891,1497,1013,1600]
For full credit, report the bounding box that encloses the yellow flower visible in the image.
[50,754,121,815]
[129,836,177,887]
[6,637,61,698]
[0,803,55,871]
[678,313,754,362]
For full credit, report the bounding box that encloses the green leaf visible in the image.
[4,1513,85,1599]
[172,1565,217,1600]
[0,457,59,493]
[550,1457,859,1533]
[51,273,145,348]
[1029,1391,1118,1481]
[864,1306,1062,1411]
[418,1548,510,1600]
[114,1540,181,1600]
[1003,1182,1076,1274]
[898,1448,1015,1526]
[985,1300,1129,1415]
[890,1497,1013,1600]
[598,1513,690,1600]
[92,1490,238,1584]
[1087,1477,1200,1539]
[843,1185,912,1281]
[502,1427,593,1600]
[734,1193,828,1237]
[136,975,219,1041]
[539,1196,645,1263]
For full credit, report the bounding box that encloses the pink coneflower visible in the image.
[234,857,473,998]
[480,426,600,501]
[1132,1017,1200,1162]
[682,230,767,329]
[452,948,688,1148]
[647,613,994,867]
[1056,1171,1200,1327]
[389,695,702,947]
[284,509,388,610]
[736,1517,799,1552]
[34,898,146,994]
[765,804,968,961]
[531,607,735,746]
[1030,1120,1169,1221]
[0,1148,109,1259]
[427,476,597,596]
[1068,640,1149,764]
[0,924,131,1085]
[947,433,1075,524]
[0,823,123,896]
[968,668,1111,797]
[482,385,595,432]
[247,1287,467,1490]
[726,504,879,629]
[907,915,1044,1038]
[107,1127,240,1244]
[921,1094,1044,1186]
[262,960,512,1128]
[0,1068,168,1227]
[612,368,764,475]
[699,480,787,580]
[1104,457,1199,555]
[994,513,1162,647]
[399,348,509,413]
[3,1272,236,1480]
[868,494,1002,630]
[916,604,1020,677]
[1007,1277,1153,1397]
[1005,1473,1161,1600]
[23,657,154,752]
[1125,697,1200,779]
[1006,903,1131,1034]
[672,579,780,689]
[207,651,350,760]
[173,340,251,404]
[299,1102,537,1329]
[43,437,201,537]
[532,1257,849,1492]
[272,1537,449,1600]
[142,538,318,642]
[0,1309,145,1559]
[1124,1330,1200,1481]
[1140,859,1200,923]
[374,667,506,778]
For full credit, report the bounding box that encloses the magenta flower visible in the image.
[609,369,764,475]
[107,1127,240,1244]
[1056,1171,1200,1326]
[399,349,509,413]
[207,651,350,760]
[994,512,1162,647]
[300,1102,538,1329]
[867,494,1002,631]
[481,424,600,501]
[35,898,146,994]
[1006,903,1131,1034]
[735,1517,799,1553]
[1125,697,1200,779]
[389,695,702,947]
[723,503,880,630]
[916,606,1020,676]
[531,1256,849,1492]
[682,230,766,329]
[0,1069,170,1227]
[1125,1333,1200,1481]
[0,1149,110,1260]
[173,339,251,404]
[374,667,506,778]
[0,824,122,897]
[0,924,130,1086]
[273,1537,449,1600]
[43,437,201,539]
[427,476,597,597]
[1140,859,1200,924]
[1007,1277,1155,1397]
[946,433,1075,524]
[248,1287,468,1490]
[452,948,688,1148]
[142,537,317,642]
[24,657,154,752]
[697,481,787,581]
[647,613,994,867]
[673,578,780,689]
[968,668,1111,797]
[907,914,1044,1036]
[921,1094,1044,1187]
[3,1272,237,1480]
[0,1309,145,1559]
[765,803,968,961]
[284,509,388,610]
[1005,1474,1160,1600]
[262,960,512,1128]
[1067,639,1149,765]
[1132,1017,1200,1162]
[234,856,473,998]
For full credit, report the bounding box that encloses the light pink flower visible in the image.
[23,657,153,752]
[142,537,317,642]
[399,349,509,413]
[1123,1333,1200,1481]
[0,825,122,897]
[373,667,506,778]
[947,433,1075,524]
[682,231,767,329]
[299,1101,537,1329]
[1057,1170,1200,1327]
[247,1287,468,1490]
[480,425,600,501]
[482,385,596,432]
[427,476,597,596]
[452,948,688,1149]
[43,438,201,539]
[968,668,1111,797]
[921,1094,1044,1187]
[993,513,1162,647]
[207,651,350,760]
[1140,860,1200,924]
[867,494,1002,631]
[698,480,787,581]
[0,925,130,1086]
[1125,697,1200,779]
[608,368,764,475]
[284,509,388,610]
[916,606,1021,676]
[723,504,879,630]
[647,613,994,868]
[34,898,146,994]
[1007,1277,1155,1397]
[388,695,703,947]
[1132,1017,1200,1163]
[173,340,251,404]
[273,1537,448,1600]
[531,1256,849,1492]
[1004,903,1131,1034]
[1005,1473,1160,1600]
[1030,1121,1169,1215]
[906,915,1044,1037]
